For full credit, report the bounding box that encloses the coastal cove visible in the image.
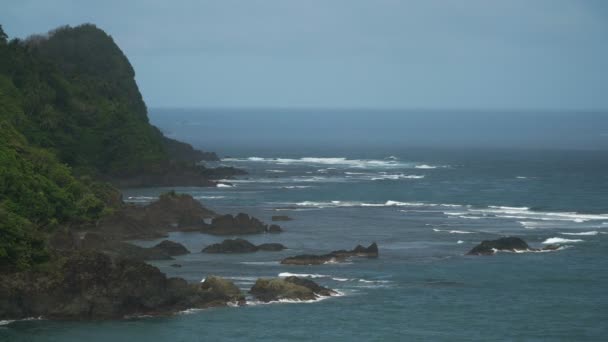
[1,19,607,341]
[4,144,608,341]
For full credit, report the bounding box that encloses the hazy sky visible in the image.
[2,0,608,110]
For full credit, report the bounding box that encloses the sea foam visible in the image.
[542,237,584,244]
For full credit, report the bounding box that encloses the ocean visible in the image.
[2,109,607,341]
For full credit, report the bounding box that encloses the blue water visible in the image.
[2,109,608,341]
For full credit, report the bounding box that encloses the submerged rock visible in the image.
[281,243,378,265]
[467,237,530,255]
[0,252,243,320]
[249,276,335,302]
[201,213,282,235]
[202,239,286,253]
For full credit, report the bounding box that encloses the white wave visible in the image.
[433,228,475,234]
[216,183,234,188]
[371,174,424,180]
[560,231,598,236]
[246,291,344,306]
[193,195,225,200]
[224,156,410,168]
[516,176,528,179]
[415,164,437,169]
[519,221,540,229]
[488,206,530,210]
[0,317,43,325]
[387,156,398,160]
[282,186,312,189]
[266,169,285,173]
[278,272,329,279]
[470,206,608,223]
[457,240,464,244]
[542,237,584,244]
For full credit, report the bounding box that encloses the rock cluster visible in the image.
[201,213,282,235]
[249,276,336,302]
[467,237,561,255]
[281,243,378,265]
[0,252,243,320]
[202,239,286,253]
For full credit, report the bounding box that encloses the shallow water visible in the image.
[3,112,608,341]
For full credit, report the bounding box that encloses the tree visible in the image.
[0,25,7,44]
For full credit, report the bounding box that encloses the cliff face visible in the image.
[2,24,224,179]
[0,24,239,271]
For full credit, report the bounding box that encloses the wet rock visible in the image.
[249,276,335,302]
[202,239,286,253]
[201,213,282,235]
[0,252,243,320]
[467,237,530,255]
[281,243,378,265]
[153,240,190,256]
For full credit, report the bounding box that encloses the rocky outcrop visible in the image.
[281,243,378,265]
[271,215,293,221]
[467,237,530,255]
[249,276,335,302]
[153,240,190,256]
[79,233,173,261]
[91,192,216,239]
[0,252,243,320]
[201,213,282,235]
[202,239,286,253]
[467,237,563,255]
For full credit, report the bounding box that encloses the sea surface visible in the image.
[2,109,608,341]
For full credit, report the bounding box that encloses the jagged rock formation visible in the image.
[202,239,286,253]
[281,243,378,265]
[249,276,336,302]
[0,252,243,320]
[201,213,283,235]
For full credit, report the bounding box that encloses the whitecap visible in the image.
[433,228,475,234]
[239,261,281,265]
[542,237,584,244]
[415,164,437,169]
[216,183,234,188]
[278,272,329,278]
[560,231,598,236]
[457,240,464,244]
[266,169,285,173]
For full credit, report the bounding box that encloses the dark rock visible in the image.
[202,239,258,253]
[467,237,531,255]
[202,239,286,253]
[249,276,335,302]
[256,243,286,251]
[0,251,243,320]
[80,233,172,261]
[542,244,561,251]
[91,192,215,240]
[201,213,280,235]
[267,224,283,233]
[200,276,245,305]
[281,243,379,265]
[271,215,293,221]
[153,240,190,256]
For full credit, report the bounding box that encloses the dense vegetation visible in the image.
[0,24,220,271]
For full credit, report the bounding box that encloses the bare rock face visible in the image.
[202,239,286,253]
[467,237,530,255]
[249,276,336,302]
[92,192,216,239]
[281,243,378,265]
[0,252,243,320]
[152,240,190,256]
[201,213,282,235]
